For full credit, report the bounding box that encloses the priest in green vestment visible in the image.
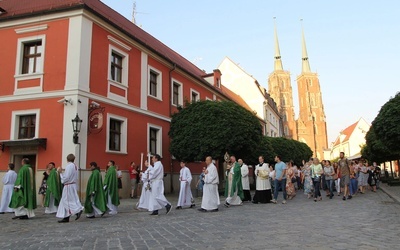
[224,155,244,207]
[104,160,120,215]
[9,158,37,219]
[84,162,107,218]
[44,162,62,214]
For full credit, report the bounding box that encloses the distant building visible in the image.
[326,118,370,160]
[218,57,282,137]
[268,22,328,158]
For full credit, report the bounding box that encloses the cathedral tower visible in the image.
[296,24,328,158]
[268,19,297,139]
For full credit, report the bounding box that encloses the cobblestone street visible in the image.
[1,187,399,250]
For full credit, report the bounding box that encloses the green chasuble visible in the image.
[84,169,107,213]
[224,162,244,200]
[103,166,120,206]
[44,168,62,207]
[9,164,37,210]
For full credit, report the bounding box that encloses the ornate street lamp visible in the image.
[72,113,82,144]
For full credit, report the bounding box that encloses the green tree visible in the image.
[372,92,400,154]
[169,100,263,164]
[362,127,398,163]
[264,137,312,166]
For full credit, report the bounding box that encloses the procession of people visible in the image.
[0,151,383,222]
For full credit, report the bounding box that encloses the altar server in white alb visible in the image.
[239,159,251,202]
[56,154,83,223]
[198,156,220,212]
[176,161,195,209]
[0,163,17,214]
[137,160,152,210]
[148,154,172,216]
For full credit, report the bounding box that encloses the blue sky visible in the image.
[102,0,399,145]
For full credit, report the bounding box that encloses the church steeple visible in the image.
[301,20,311,73]
[273,17,283,71]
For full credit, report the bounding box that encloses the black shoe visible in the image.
[0,212,5,214]
[19,215,29,220]
[342,196,346,201]
[176,206,182,210]
[347,195,352,200]
[12,216,21,220]
[101,211,106,217]
[86,215,95,219]
[190,204,195,208]
[75,210,83,221]
[197,208,207,212]
[210,209,219,212]
[58,217,70,223]
[150,210,159,216]
[252,201,258,204]
[165,204,172,215]
[224,202,230,208]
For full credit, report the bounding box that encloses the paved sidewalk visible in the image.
[0,189,399,249]
[379,183,400,203]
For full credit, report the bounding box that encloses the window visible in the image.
[22,41,43,74]
[149,70,158,97]
[109,119,121,151]
[11,110,40,140]
[106,114,127,154]
[110,52,123,83]
[171,80,183,106]
[18,115,36,139]
[148,67,162,99]
[190,89,200,102]
[148,124,162,156]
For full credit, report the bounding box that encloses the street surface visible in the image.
[0,187,399,250]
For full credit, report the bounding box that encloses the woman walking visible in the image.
[302,160,314,199]
[286,161,296,200]
[323,160,335,199]
[311,158,323,202]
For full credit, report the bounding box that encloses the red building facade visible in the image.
[0,0,234,196]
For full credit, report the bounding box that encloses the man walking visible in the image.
[176,161,195,209]
[148,154,172,215]
[0,163,17,214]
[271,155,287,204]
[56,154,83,223]
[224,155,243,207]
[9,158,37,219]
[198,156,220,212]
[338,152,351,200]
[44,162,62,214]
[84,162,107,218]
[104,160,120,215]
[239,159,251,202]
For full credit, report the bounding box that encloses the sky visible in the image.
[102,0,399,145]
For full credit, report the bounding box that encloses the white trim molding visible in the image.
[15,24,48,34]
[190,88,200,102]
[107,35,132,51]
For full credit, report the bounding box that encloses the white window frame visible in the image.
[14,35,46,95]
[147,124,162,157]
[190,88,200,102]
[171,79,183,106]
[106,113,128,154]
[108,44,129,86]
[10,109,40,140]
[148,66,162,100]
[206,97,212,101]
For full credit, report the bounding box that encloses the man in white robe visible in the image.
[56,154,83,223]
[198,156,220,212]
[176,161,195,209]
[0,163,17,214]
[239,159,251,202]
[147,154,172,216]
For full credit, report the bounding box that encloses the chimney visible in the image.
[213,69,221,88]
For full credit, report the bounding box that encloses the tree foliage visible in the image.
[371,92,400,154]
[265,137,313,166]
[169,100,263,164]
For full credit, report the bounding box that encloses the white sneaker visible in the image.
[270,199,277,204]
[282,200,287,204]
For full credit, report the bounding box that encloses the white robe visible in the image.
[255,163,271,190]
[137,167,151,210]
[44,194,58,214]
[56,162,83,218]
[177,167,194,207]
[0,170,17,213]
[241,164,250,190]
[145,161,170,212]
[201,163,220,210]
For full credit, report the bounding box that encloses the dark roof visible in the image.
[0,0,211,87]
